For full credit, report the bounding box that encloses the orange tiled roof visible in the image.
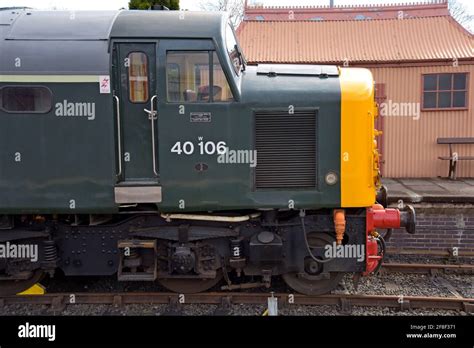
[237,16,474,64]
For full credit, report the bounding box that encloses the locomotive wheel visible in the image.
[283,233,344,295]
[0,269,44,296]
[158,270,223,294]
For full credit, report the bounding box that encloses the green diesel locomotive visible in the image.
[0,8,415,295]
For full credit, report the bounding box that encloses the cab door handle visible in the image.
[146,96,159,176]
[144,108,157,120]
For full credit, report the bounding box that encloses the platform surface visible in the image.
[383,178,474,204]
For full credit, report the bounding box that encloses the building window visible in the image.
[422,73,468,110]
[128,52,149,103]
[166,51,233,103]
[0,86,52,113]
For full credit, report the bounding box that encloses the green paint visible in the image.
[0,38,341,214]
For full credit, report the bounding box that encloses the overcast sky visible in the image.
[0,0,473,16]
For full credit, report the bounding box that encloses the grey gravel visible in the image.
[384,254,473,265]
[0,303,468,316]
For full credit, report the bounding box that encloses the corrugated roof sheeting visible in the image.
[237,16,474,64]
[243,1,450,21]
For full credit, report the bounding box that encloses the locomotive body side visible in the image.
[0,10,118,213]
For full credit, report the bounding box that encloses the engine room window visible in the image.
[128,52,149,103]
[166,51,233,103]
[422,73,468,110]
[226,24,242,75]
[0,86,52,113]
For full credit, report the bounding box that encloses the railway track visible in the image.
[0,291,472,313]
[0,263,471,314]
[386,248,474,257]
[381,262,474,274]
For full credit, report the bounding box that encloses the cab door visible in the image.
[156,40,239,209]
[113,42,161,204]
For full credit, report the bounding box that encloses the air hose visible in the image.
[300,210,333,264]
[372,234,386,274]
[382,228,393,242]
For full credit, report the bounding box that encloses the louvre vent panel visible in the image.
[255,110,317,189]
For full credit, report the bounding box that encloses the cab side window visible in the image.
[212,52,233,102]
[166,51,233,103]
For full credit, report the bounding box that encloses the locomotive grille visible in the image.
[254,110,317,189]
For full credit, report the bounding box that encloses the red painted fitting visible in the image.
[366,204,401,231]
[365,236,381,274]
[364,204,399,275]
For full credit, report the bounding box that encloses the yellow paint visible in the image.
[17,283,46,295]
[339,67,380,207]
[0,75,99,83]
